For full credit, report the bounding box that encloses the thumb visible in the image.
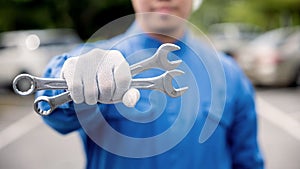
[122,88,140,107]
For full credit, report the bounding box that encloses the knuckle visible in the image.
[64,57,78,66]
[110,50,123,57]
[71,93,84,104]
[89,48,103,55]
[100,84,113,95]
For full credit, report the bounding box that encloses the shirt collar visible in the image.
[124,21,190,49]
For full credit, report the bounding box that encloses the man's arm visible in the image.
[36,54,81,134]
[228,64,264,169]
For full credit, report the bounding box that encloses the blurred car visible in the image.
[236,27,300,87]
[208,23,262,57]
[0,29,82,88]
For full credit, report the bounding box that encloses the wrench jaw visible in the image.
[163,70,188,98]
[159,43,181,52]
[167,59,182,71]
[156,43,182,71]
[130,43,182,77]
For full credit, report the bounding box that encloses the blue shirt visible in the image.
[37,23,264,169]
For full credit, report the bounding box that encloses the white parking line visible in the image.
[256,96,300,141]
[0,113,43,150]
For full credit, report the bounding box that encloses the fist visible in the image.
[61,48,140,107]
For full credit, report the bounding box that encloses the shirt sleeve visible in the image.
[35,54,81,135]
[227,60,264,169]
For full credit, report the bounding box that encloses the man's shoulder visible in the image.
[219,53,240,73]
[219,53,254,95]
[188,36,244,83]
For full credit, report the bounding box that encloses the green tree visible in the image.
[190,0,300,31]
[0,0,133,39]
[224,0,300,29]
[1,0,299,38]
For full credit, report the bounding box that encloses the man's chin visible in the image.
[136,12,185,37]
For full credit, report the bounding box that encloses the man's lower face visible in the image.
[142,13,183,35]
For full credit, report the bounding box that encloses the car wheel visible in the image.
[289,67,300,87]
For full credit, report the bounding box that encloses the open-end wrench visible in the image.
[130,69,188,98]
[32,70,188,116]
[130,43,182,76]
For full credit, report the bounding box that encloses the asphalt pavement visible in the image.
[0,87,299,169]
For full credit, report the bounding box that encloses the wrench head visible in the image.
[155,43,182,70]
[163,70,188,97]
[12,74,36,96]
[34,96,54,116]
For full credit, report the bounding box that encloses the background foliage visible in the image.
[191,0,300,31]
[0,0,299,39]
[0,0,134,39]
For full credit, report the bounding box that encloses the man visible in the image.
[37,0,264,168]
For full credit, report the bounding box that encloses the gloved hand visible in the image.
[60,48,140,107]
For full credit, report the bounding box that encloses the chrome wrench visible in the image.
[13,43,182,96]
[13,43,187,115]
[31,70,187,116]
[130,43,182,77]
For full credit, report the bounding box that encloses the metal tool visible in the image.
[130,43,182,77]
[34,91,72,116]
[31,70,188,116]
[13,43,188,116]
[13,74,67,96]
[13,43,182,96]
[130,69,188,97]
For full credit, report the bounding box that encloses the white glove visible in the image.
[60,48,140,107]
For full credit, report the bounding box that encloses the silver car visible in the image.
[236,27,300,87]
[0,29,81,87]
[208,23,262,57]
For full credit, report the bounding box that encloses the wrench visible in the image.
[130,43,182,76]
[130,69,188,97]
[13,74,67,96]
[13,43,186,115]
[32,70,188,116]
[34,91,72,116]
[13,43,182,96]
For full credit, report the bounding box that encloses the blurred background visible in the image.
[0,0,299,169]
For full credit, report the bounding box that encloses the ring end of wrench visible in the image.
[34,92,72,116]
[34,96,54,116]
[13,74,36,96]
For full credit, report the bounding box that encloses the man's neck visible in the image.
[137,21,185,43]
[148,32,183,43]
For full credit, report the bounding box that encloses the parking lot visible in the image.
[0,87,299,169]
